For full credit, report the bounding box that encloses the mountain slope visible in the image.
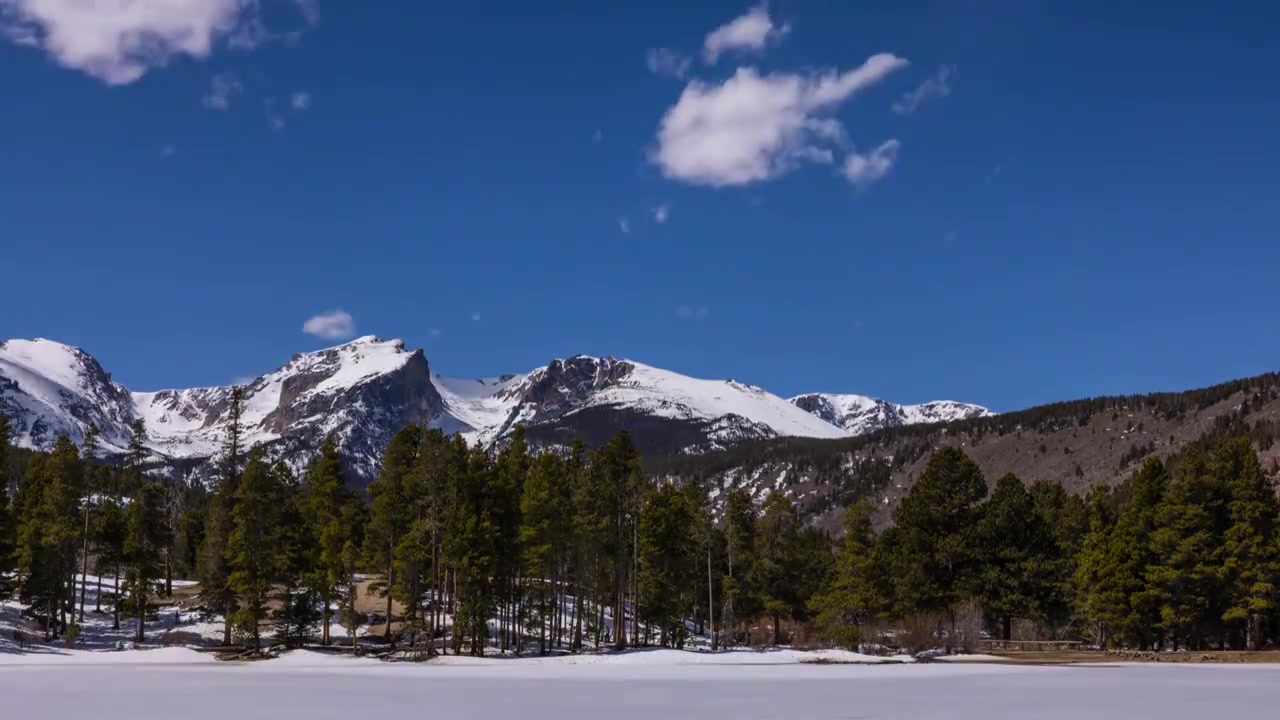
[657,371,1280,530]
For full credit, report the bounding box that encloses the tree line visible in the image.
[4,399,1278,655]
[812,438,1280,652]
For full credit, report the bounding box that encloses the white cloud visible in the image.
[201,72,240,110]
[842,139,900,189]
[652,205,670,223]
[703,4,789,64]
[429,328,441,338]
[302,310,356,340]
[290,91,311,110]
[618,217,631,234]
[159,143,176,157]
[470,312,482,322]
[646,47,691,79]
[592,129,603,143]
[0,0,316,85]
[652,54,909,187]
[893,65,953,115]
[676,305,710,321]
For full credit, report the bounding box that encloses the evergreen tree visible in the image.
[1214,438,1280,649]
[756,493,803,646]
[1075,457,1167,649]
[1147,449,1229,650]
[974,474,1057,640]
[199,386,244,645]
[451,443,497,655]
[226,448,287,650]
[1029,481,1090,634]
[891,447,988,635]
[0,416,13,600]
[493,426,530,652]
[638,482,698,648]
[519,451,560,654]
[810,499,892,648]
[366,423,420,648]
[123,481,166,643]
[302,435,351,646]
[721,488,760,644]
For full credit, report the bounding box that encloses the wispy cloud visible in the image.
[652,54,908,187]
[703,4,790,64]
[618,217,631,234]
[470,312,482,322]
[676,305,710,321]
[0,0,318,85]
[202,72,241,110]
[893,66,953,115]
[265,97,285,131]
[302,310,356,340]
[593,129,603,143]
[290,91,312,110]
[646,47,691,79]
[652,205,670,224]
[159,144,176,158]
[842,139,900,189]
[429,328,442,338]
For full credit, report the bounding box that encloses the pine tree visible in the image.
[638,482,698,647]
[199,386,243,645]
[123,481,166,644]
[451,444,497,656]
[974,474,1057,640]
[518,451,560,654]
[1076,457,1167,649]
[493,426,530,652]
[366,423,420,649]
[120,419,166,643]
[891,447,987,637]
[721,488,760,644]
[756,493,803,646]
[226,448,286,650]
[302,435,350,646]
[810,499,891,648]
[1029,480,1090,635]
[1147,449,1229,650]
[0,415,13,600]
[1215,438,1280,649]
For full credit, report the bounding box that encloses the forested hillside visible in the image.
[653,370,1280,528]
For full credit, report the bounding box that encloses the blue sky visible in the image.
[2,1,1278,412]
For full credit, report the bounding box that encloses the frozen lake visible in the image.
[3,652,1279,719]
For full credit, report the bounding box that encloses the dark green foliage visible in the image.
[0,416,16,599]
[226,448,290,650]
[891,447,988,621]
[638,483,698,648]
[974,474,1059,640]
[272,589,322,649]
[810,499,893,648]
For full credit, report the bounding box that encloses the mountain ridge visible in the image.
[0,336,989,482]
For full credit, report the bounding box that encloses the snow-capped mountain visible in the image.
[0,336,990,483]
[787,393,992,435]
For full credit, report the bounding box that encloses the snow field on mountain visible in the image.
[590,362,850,438]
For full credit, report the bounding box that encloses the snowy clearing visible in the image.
[2,655,1278,719]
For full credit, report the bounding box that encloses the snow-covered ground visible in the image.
[2,651,1277,719]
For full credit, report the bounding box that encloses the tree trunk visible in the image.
[79,504,91,623]
[1002,615,1012,642]
[223,597,232,646]
[772,611,780,647]
[112,562,121,630]
[707,543,717,652]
